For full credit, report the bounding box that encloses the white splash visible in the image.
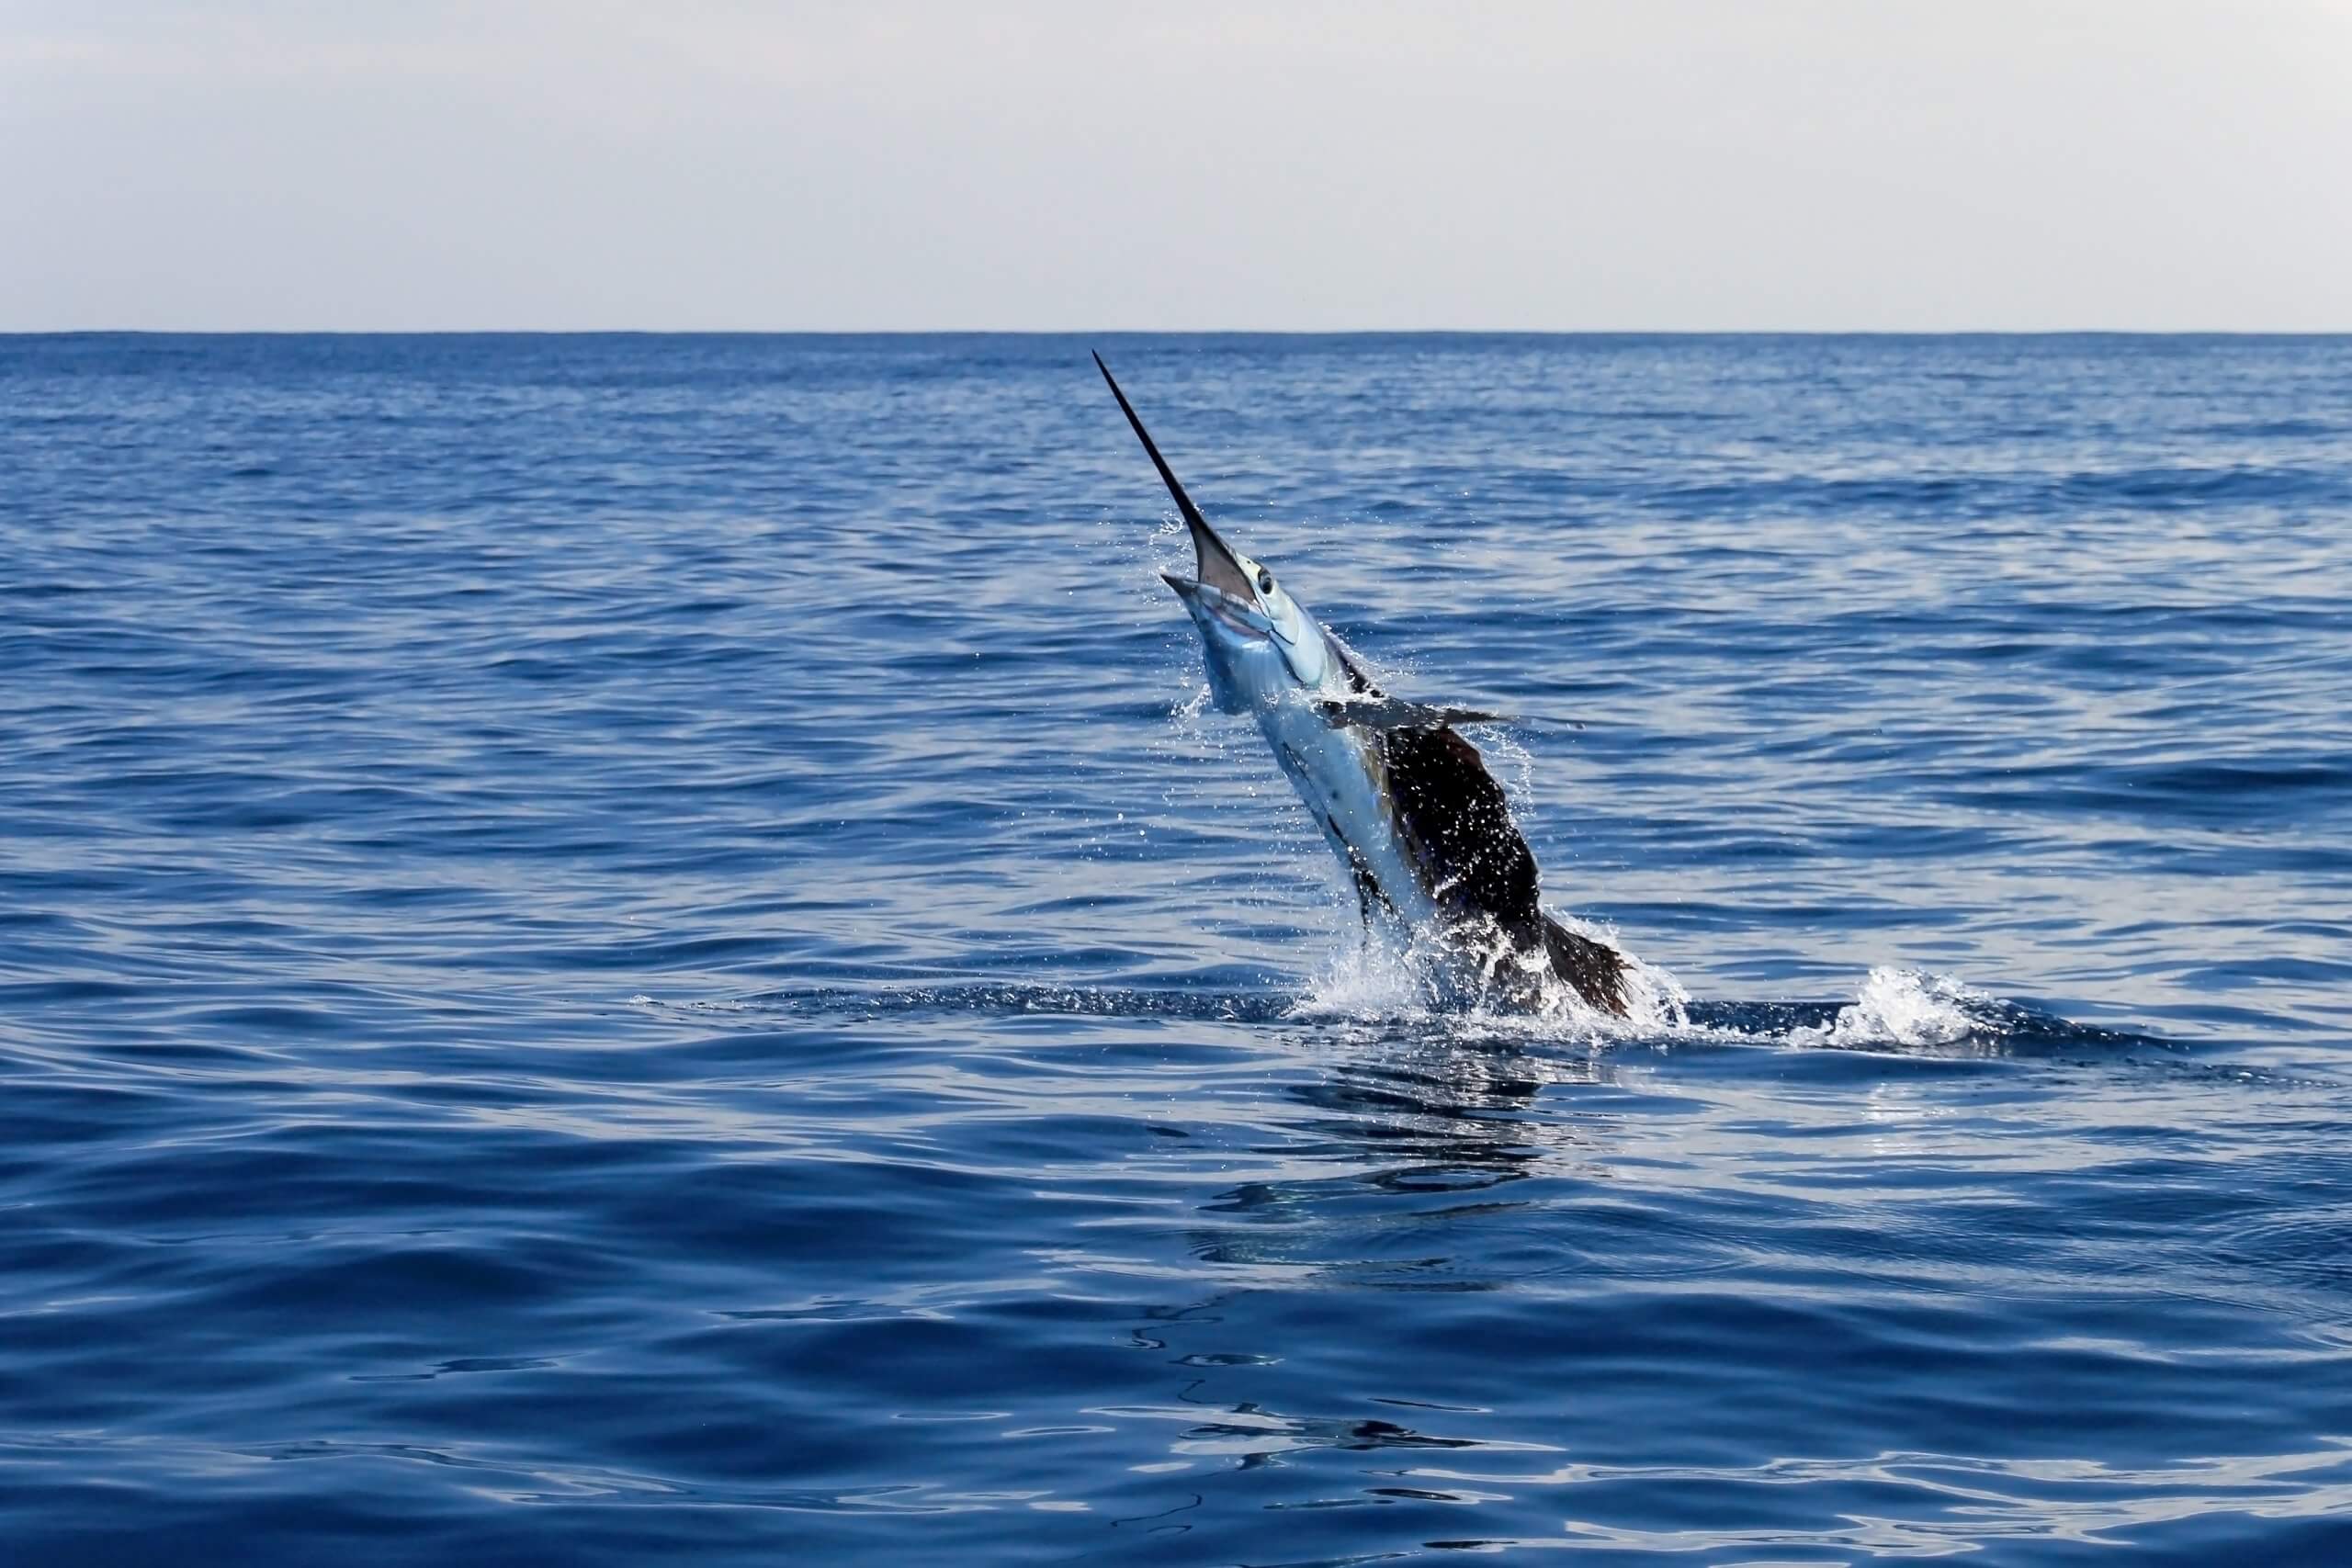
[1792,965,1995,1049]
[1288,913,1690,1038]
[1291,927,1446,1021]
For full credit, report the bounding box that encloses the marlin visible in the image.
[1096,354,1632,1015]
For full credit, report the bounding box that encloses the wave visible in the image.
[717,984,1302,1025]
[1769,965,2153,1053]
[728,962,2153,1056]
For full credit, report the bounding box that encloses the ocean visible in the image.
[4,332,2349,1563]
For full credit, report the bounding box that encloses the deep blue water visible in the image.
[5,333,2351,1564]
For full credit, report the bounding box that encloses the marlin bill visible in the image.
[1095,354,1654,1017]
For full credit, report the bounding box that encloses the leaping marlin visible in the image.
[1095,354,1630,1016]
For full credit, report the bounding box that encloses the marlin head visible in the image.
[1092,353,1330,705]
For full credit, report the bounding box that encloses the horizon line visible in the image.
[6,326,2351,339]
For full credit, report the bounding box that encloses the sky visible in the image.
[5,1,2349,332]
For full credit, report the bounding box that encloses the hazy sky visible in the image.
[6,2,2349,331]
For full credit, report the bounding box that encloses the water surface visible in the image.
[4,333,2350,1563]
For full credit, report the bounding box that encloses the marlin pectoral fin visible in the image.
[1314,697,1514,731]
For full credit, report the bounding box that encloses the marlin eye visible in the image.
[1257,570,1274,595]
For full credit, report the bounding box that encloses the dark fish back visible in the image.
[1385,723,1629,1016]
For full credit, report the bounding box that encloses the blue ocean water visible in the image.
[3,332,2350,1564]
